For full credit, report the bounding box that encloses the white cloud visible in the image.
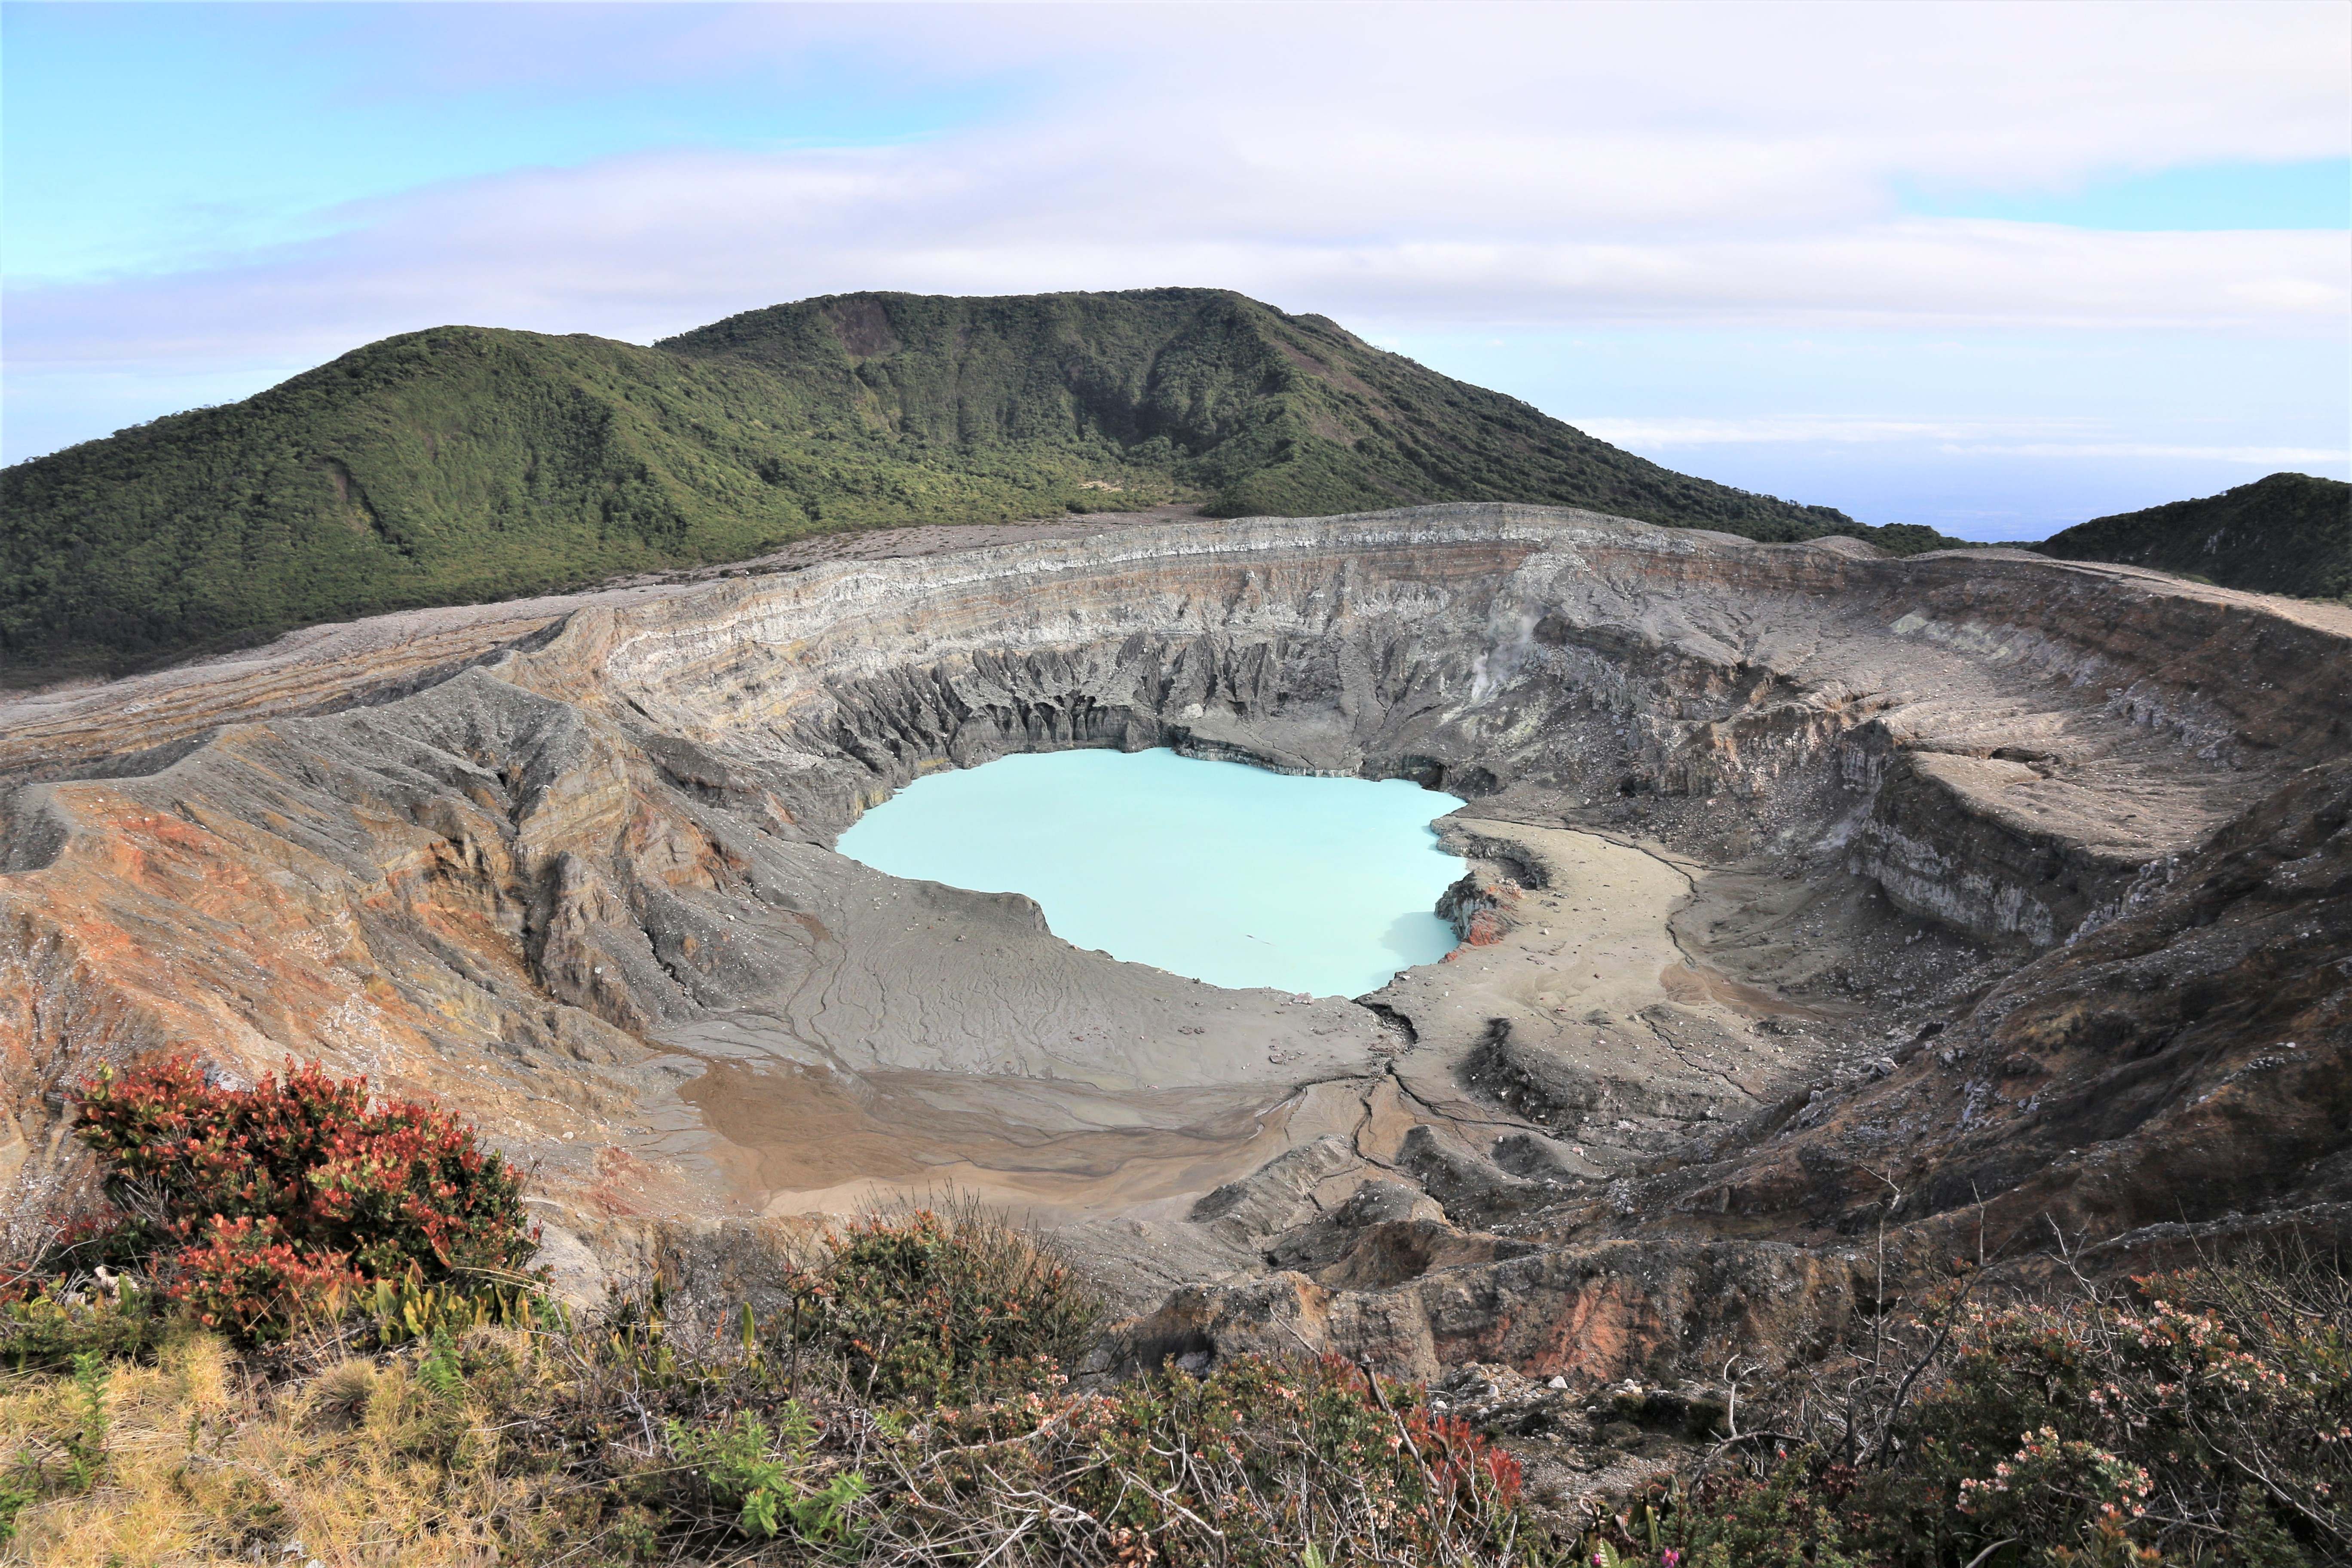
[1939,442,2348,465]
[5,0,2346,460]
[1570,417,2103,447]
[1570,417,2348,469]
[9,159,2344,378]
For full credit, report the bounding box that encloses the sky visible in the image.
[3,1,2346,540]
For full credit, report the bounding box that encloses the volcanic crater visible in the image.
[4,502,2348,1378]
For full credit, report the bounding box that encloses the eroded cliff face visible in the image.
[2,504,2346,1381]
[1672,753,2352,1249]
[1172,751,2351,1392]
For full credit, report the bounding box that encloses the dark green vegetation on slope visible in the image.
[2034,472,2352,601]
[2,289,1963,680]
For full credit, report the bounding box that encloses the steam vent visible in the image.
[4,502,2348,1379]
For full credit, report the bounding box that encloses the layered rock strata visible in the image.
[2,503,2346,1383]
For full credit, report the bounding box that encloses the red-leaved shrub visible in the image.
[68,1057,536,1339]
[165,1215,364,1341]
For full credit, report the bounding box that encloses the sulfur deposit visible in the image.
[3,503,2347,1380]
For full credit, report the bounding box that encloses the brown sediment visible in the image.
[677,1059,1311,1220]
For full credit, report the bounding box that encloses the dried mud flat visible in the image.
[3,502,2346,1390]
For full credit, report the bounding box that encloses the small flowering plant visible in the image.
[1912,1273,2349,1558]
[1952,1424,2153,1539]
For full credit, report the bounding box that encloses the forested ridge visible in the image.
[3,288,1961,678]
[2034,471,2350,601]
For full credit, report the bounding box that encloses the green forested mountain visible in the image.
[3,288,1956,678]
[2033,472,2351,601]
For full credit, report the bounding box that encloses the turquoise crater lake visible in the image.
[835,748,1468,997]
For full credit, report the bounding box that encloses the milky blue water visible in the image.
[835,748,1467,998]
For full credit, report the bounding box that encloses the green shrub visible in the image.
[58,1353,107,1494]
[900,1352,1538,1565]
[0,1280,164,1372]
[1585,1256,2351,1568]
[0,1469,33,1547]
[665,1406,869,1547]
[785,1203,1098,1405]
[0,1348,113,1544]
[363,1266,556,1347]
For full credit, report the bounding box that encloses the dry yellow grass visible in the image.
[0,1329,576,1567]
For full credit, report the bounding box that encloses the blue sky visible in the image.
[2,4,1027,279]
[1893,160,2351,233]
[4,1,2346,538]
